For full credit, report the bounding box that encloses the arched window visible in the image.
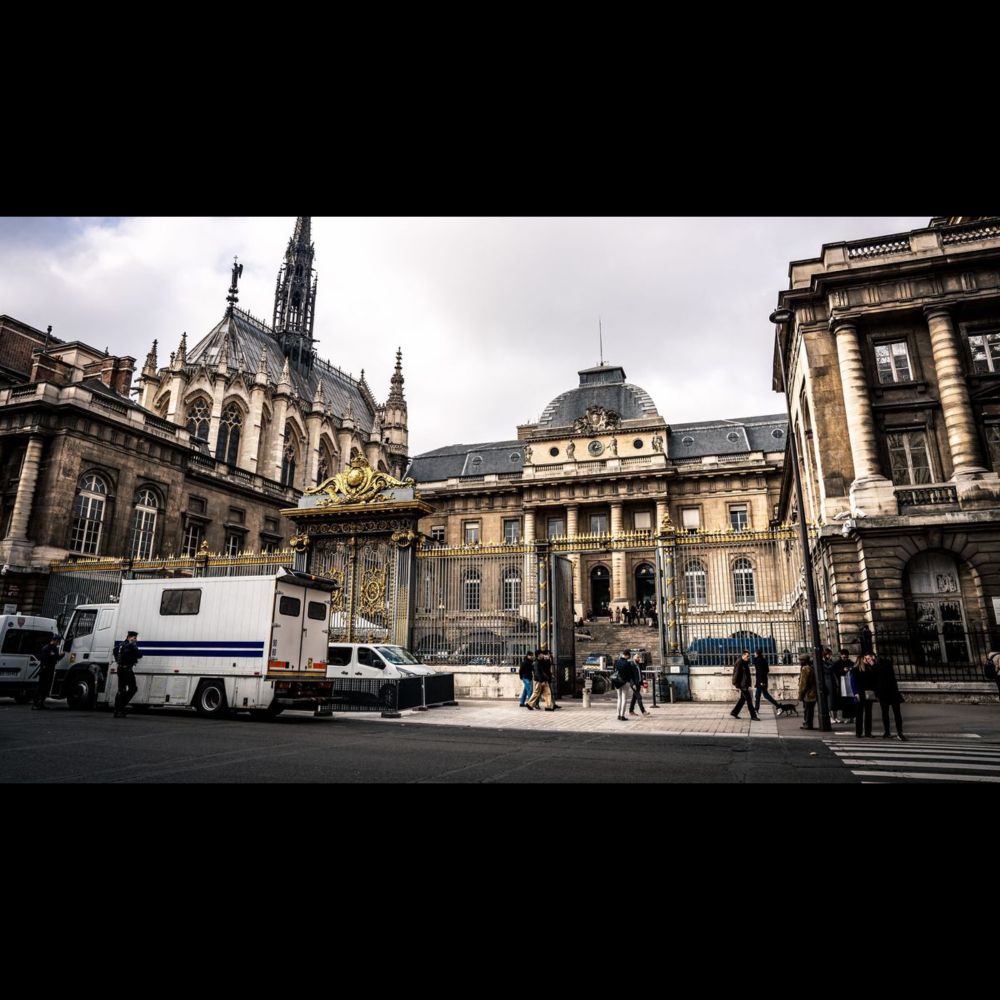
[464,569,481,611]
[502,565,521,611]
[70,473,109,555]
[186,398,210,442]
[281,431,298,488]
[129,487,160,560]
[684,559,707,605]
[215,403,243,466]
[733,558,756,604]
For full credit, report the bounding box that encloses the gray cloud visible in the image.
[0,216,928,454]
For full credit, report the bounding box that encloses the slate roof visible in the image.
[669,414,787,460]
[409,440,524,483]
[538,364,659,428]
[186,308,376,434]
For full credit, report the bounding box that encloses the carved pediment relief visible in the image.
[573,406,621,433]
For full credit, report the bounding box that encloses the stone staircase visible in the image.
[573,619,661,671]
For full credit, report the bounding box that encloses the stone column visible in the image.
[207,376,226,458]
[5,436,43,541]
[925,305,990,480]
[611,501,626,606]
[833,319,897,515]
[523,508,536,545]
[270,396,290,482]
[241,385,266,472]
[566,504,583,617]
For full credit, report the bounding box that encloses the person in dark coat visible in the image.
[730,650,759,721]
[798,655,818,729]
[32,635,61,710]
[874,655,905,740]
[526,648,559,711]
[614,648,633,721]
[834,648,855,723]
[628,652,649,716]
[752,648,780,714]
[518,652,534,708]
[820,647,843,724]
[849,653,876,738]
[114,630,142,718]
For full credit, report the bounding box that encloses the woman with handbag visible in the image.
[613,649,633,721]
[849,653,877,738]
[629,652,649,716]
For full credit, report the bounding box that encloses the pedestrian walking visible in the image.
[821,647,843,724]
[874,655,905,741]
[114,630,142,718]
[987,650,1000,700]
[752,648,781,714]
[629,652,649,716]
[834,648,855,723]
[798,655,817,729]
[730,650,759,721]
[613,648,633,721]
[32,635,61,710]
[526,648,560,711]
[849,653,877,738]
[518,651,534,707]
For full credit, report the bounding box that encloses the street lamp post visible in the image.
[769,308,830,732]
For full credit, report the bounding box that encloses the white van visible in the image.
[327,642,435,679]
[0,614,59,703]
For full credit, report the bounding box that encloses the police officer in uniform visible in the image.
[32,635,62,710]
[114,630,142,718]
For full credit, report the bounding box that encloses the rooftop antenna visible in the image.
[599,317,604,366]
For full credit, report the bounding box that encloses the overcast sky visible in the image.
[0,216,928,456]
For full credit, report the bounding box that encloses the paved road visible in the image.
[0,701,854,783]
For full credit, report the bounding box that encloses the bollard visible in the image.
[582,689,591,709]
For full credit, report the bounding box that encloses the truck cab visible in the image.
[51,604,118,708]
[0,614,59,703]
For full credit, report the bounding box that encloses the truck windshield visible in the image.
[375,646,420,665]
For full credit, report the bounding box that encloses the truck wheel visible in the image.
[251,702,284,721]
[193,681,228,718]
[66,673,96,710]
[378,683,397,711]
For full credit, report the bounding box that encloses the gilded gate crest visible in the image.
[303,455,416,507]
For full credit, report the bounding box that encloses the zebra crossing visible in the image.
[826,737,1000,783]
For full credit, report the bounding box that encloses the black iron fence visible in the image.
[874,627,997,682]
[323,674,456,713]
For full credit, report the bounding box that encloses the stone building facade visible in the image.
[772,215,1000,676]
[409,362,787,621]
[0,217,408,615]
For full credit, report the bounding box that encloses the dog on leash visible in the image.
[775,703,799,717]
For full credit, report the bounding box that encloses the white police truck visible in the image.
[52,569,339,718]
[0,613,59,703]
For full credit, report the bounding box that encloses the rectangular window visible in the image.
[159,589,202,616]
[503,518,521,544]
[225,532,242,556]
[328,647,353,667]
[260,539,278,554]
[969,331,1000,374]
[547,517,565,539]
[681,507,701,533]
[279,596,301,617]
[589,513,609,534]
[70,495,105,555]
[875,340,913,384]
[307,601,327,621]
[888,431,933,486]
[1,628,54,655]
[633,511,652,531]
[130,508,157,561]
[463,521,480,545]
[430,525,446,543]
[67,610,97,640]
[264,517,278,533]
[188,496,207,515]
[986,425,1000,472]
[502,567,521,611]
[729,505,749,531]
[182,522,204,557]
[228,507,245,524]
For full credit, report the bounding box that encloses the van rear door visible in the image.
[269,581,329,678]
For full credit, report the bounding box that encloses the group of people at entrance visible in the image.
[731,646,905,739]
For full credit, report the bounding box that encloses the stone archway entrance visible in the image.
[590,565,610,617]
[634,563,655,605]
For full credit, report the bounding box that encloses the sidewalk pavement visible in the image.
[358,695,1000,742]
